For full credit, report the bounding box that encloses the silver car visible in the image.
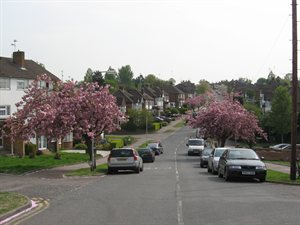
[207,147,229,174]
[107,148,143,174]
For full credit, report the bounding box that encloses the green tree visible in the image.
[269,86,292,142]
[84,68,93,83]
[92,71,105,86]
[196,79,211,94]
[118,65,134,88]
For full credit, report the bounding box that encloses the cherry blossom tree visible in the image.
[5,75,124,167]
[185,92,215,110]
[188,99,267,147]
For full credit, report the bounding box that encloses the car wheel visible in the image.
[135,166,140,173]
[218,167,223,178]
[188,152,191,156]
[140,164,144,172]
[212,166,217,175]
[207,165,212,173]
[259,177,266,182]
[224,168,230,181]
[107,167,112,174]
[200,162,204,168]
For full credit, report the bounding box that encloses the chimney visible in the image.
[13,51,25,68]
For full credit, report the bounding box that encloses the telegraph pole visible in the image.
[291,0,298,180]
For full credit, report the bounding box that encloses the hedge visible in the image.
[152,122,161,130]
[109,139,124,149]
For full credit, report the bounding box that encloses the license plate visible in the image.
[118,158,128,161]
[242,171,255,175]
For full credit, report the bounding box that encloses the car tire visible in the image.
[218,168,223,178]
[224,168,230,181]
[212,166,217,175]
[207,166,212,173]
[135,166,140,173]
[200,162,204,168]
[259,177,266,182]
[140,164,144,172]
[107,167,113,174]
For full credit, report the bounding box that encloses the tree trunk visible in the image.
[54,138,61,159]
[220,137,226,147]
[281,134,284,144]
[83,134,96,171]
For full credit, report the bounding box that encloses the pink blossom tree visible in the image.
[188,99,267,147]
[185,92,215,110]
[5,75,124,166]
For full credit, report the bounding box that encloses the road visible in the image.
[2,126,300,225]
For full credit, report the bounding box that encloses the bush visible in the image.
[152,122,161,130]
[74,143,87,150]
[121,120,137,132]
[109,139,124,149]
[123,136,133,146]
[25,143,37,156]
[95,143,112,150]
[161,121,168,127]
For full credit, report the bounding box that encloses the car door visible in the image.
[208,149,215,169]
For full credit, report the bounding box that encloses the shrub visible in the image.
[74,143,87,150]
[25,143,37,156]
[109,139,124,149]
[161,121,168,127]
[121,120,137,131]
[95,143,112,150]
[152,122,161,130]
[123,136,133,146]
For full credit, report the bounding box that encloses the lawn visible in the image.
[267,169,300,184]
[0,192,28,216]
[65,163,108,176]
[0,152,92,174]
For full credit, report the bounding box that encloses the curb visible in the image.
[0,195,32,222]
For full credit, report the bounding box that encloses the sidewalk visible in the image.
[264,162,291,174]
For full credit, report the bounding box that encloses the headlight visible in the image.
[229,165,241,169]
[256,166,266,170]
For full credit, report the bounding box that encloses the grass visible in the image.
[0,152,93,174]
[65,163,108,176]
[0,192,28,215]
[173,120,185,128]
[139,140,155,148]
[267,169,300,184]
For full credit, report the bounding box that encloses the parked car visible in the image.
[160,115,172,123]
[207,147,229,174]
[186,138,205,156]
[138,147,155,163]
[200,148,213,168]
[107,148,143,174]
[217,148,267,182]
[269,143,291,151]
[147,142,164,155]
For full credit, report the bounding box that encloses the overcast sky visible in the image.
[0,0,293,84]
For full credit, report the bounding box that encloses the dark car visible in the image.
[218,148,267,182]
[200,148,213,168]
[138,147,155,163]
[147,142,163,155]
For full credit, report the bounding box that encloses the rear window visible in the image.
[188,139,204,146]
[111,149,134,157]
[138,148,150,154]
[202,149,212,155]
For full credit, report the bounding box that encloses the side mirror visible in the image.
[186,144,189,146]
[260,156,265,161]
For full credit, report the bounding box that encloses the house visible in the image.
[163,85,185,108]
[0,51,72,155]
[176,81,196,100]
[127,88,154,110]
[113,89,134,113]
[142,86,166,115]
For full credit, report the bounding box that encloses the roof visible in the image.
[113,89,134,103]
[176,81,196,94]
[163,85,184,95]
[0,56,60,81]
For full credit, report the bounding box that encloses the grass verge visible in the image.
[0,192,28,216]
[267,169,300,184]
[0,152,94,174]
[65,163,108,176]
[173,120,185,128]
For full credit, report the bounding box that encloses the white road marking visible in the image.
[175,144,184,225]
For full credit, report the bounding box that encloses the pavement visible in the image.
[1,119,298,224]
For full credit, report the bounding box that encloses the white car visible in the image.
[207,147,229,174]
[107,148,143,174]
[269,143,291,151]
[186,138,205,156]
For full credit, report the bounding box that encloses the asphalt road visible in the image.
[3,126,300,225]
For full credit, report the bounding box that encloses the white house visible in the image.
[0,51,72,155]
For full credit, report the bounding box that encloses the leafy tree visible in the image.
[134,74,145,89]
[168,78,176,85]
[196,80,211,94]
[92,70,105,86]
[84,68,93,83]
[144,74,157,86]
[244,102,262,121]
[188,99,266,147]
[118,65,134,88]
[268,86,292,142]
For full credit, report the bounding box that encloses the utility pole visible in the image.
[291,0,298,180]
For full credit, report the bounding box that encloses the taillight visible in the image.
[133,154,138,161]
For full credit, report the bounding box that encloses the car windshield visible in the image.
[111,149,134,157]
[202,149,212,156]
[228,150,259,159]
[214,149,226,157]
[188,139,204,146]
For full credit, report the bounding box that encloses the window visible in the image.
[17,80,29,90]
[0,78,10,89]
[0,105,10,116]
[63,133,73,142]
